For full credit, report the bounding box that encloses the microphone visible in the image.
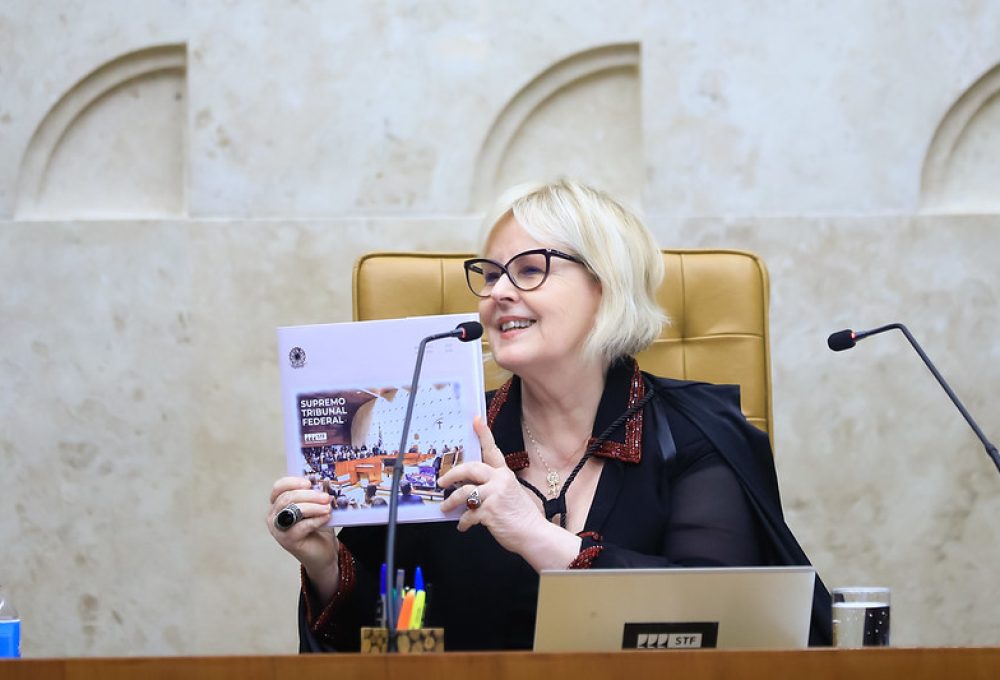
[452,320,484,342]
[827,325,892,352]
[383,321,483,650]
[828,323,1000,476]
[415,321,483,344]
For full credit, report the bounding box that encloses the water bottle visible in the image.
[0,586,20,658]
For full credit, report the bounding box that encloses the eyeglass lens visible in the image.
[468,251,551,295]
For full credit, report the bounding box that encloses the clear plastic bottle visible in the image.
[0,585,20,658]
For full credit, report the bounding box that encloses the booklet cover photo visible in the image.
[277,313,486,526]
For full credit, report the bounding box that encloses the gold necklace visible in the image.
[522,419,586,498]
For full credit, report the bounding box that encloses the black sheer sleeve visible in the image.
[587,448,763,568]
[298,525,388,652]
[586,395,763,569]
[661,440,763,566]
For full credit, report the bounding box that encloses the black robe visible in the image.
[298,359,832,651]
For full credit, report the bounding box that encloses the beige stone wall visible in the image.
[1,0,998,657]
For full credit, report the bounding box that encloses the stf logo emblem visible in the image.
[289,347,306,368]
[621,622,718,650]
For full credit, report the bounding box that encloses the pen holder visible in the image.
[360,627,445,654]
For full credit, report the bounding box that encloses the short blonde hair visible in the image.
[482,178,667,364]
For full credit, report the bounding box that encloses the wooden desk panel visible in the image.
[3,648,999,680]
[331,458,383,484]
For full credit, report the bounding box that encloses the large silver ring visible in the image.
[274,503,304,531]
[466,487,482,510]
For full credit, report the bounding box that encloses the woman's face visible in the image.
[479,216,602,378]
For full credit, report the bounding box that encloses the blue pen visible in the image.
[378,563,388,627]
[414,566,424,593]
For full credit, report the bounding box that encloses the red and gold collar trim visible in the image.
[486,359,646,472]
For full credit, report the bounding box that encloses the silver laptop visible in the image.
[533,566,815,652]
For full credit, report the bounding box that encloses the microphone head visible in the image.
[455,321,484,342]
[827,329,857,352]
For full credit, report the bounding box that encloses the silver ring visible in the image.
[466,486,482,510]
[274,503,304,531]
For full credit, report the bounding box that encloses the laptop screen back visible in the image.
[533,566,815,652]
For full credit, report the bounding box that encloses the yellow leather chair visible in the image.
[352,250,773,440]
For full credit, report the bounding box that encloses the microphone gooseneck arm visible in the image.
[829,322,1000,475]
[383,321,483,651]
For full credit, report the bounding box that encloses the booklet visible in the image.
[276,312,487,526]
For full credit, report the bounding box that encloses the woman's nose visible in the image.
[489,270,520,300]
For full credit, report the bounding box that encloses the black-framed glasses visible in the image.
[463,248,585,298]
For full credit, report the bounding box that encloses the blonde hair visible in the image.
[482,178,667,364]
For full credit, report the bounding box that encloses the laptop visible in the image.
[533,566,815,652]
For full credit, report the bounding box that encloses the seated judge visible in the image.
[397,482,425,505]
[267,178,832,650]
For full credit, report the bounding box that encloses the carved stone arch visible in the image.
[470,43,641,211]
[921,62,1000,214]
[16,44,187,219]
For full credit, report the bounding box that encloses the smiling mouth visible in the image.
[500,319,535,332]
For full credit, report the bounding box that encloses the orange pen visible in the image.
[395,590,416,631]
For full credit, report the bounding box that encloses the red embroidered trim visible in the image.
[489,361,646,468]
[487,379,513,426]
[504,450,530,471]
[591,362,645,464]
[569,531,604,569]
[305,542,357,635]
[569,546,603,569]
[489,380,528,471]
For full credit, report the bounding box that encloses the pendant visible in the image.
[546,471,560,497]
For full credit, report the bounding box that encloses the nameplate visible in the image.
[621,622,719,649]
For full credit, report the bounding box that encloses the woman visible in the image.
[267,179,832,651]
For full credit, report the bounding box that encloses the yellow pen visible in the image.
[409,590,426,629]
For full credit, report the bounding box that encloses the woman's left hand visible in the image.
[438,416,551,556]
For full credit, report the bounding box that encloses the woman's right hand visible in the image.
[267,476,340,601]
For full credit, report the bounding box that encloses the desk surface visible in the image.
[3,647,999,680]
